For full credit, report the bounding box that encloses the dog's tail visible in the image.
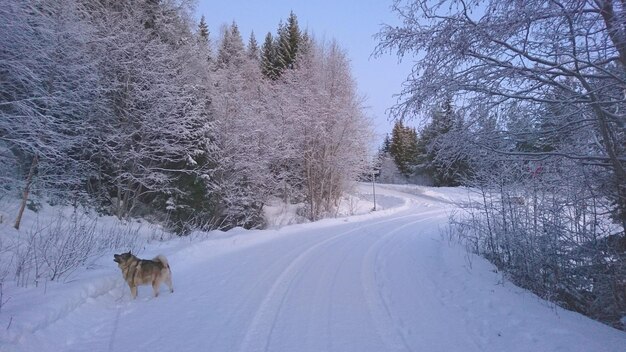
[154,255,170,270]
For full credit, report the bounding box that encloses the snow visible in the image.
[262,184,404,229]
[186,155,198,166]
[262,199,309,229]
[1,184,625,351]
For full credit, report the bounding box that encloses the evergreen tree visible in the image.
[277,11,301,71]
[197,15,212,62]
[213,21,269,229]
[389,121,419,177]
[143,0,159,31]
[261,32,279,79]
[260,12,302,79]
[373,134,392,181]
[217,22,245,69]
[198,15,209,42]
[382,134,391,153]
[247,31,259,61]
[416,100,467,186]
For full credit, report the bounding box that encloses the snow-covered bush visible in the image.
[3,210,143,288]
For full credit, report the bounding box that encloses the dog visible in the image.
[113,251,174,299]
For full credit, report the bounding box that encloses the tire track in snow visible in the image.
[236,212,431,352]
[205,234,336,346]
[323,237,355,351]
[360,209,448,352]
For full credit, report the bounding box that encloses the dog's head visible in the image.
[113,251,134,266]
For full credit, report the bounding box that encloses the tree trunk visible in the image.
[116,183,123,219]
[14,155,38,230]
[598,0,626,230]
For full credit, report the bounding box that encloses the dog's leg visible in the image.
[165,273,174,293]
[130,285,137,299]
[152,280,160,297]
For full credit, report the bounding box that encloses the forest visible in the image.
[0,0,372,234]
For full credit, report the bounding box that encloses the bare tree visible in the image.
[377,0,626,225]
[377,0,626,328]
[283,40,372,220]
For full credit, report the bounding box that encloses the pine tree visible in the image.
[277,11,301,71]
[198,15,209,42]
[261,32,279,79]
[143,0,159,30]
[217,22,245,69]
[389,121,418,177]
[373,134,392,181]
[416,99,467,186]
[247,31,259,61]
[382,134,391,153]
[259,12,302,79]
[197,15,212,62]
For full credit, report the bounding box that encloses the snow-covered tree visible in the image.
[212,22,270,228]
[216,22,245,69]
[0,0,102,228]
[416,100,467,186]
[281,40,372,220]
[260,12,303,80]
[277,11,302,72]
[260,32,279,80]
[377,0,626,327]
[247,31,260,61]
[389,121,418,177]
[63,0,221,231]
[198,15,209,41]
[377,0,626,225]
[196,14,212,62]
[1,2,372,233]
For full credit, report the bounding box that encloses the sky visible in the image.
[195,0,414,146]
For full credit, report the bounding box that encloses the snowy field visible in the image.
[1,183,625,351]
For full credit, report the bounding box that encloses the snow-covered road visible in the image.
[3,185,626,351]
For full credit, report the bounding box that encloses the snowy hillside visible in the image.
[1,184,625,352]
